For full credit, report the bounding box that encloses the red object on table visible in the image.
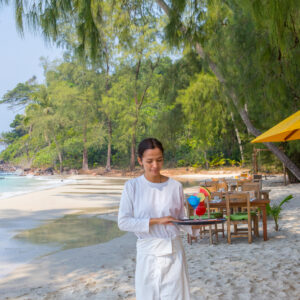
[195,202,206,216]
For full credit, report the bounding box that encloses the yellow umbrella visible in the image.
[251,110,300,143]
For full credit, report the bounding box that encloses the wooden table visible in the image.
[209,198,270,241]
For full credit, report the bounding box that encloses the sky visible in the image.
[0,4,64,143]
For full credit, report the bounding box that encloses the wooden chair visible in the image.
[240,182,261,237]
[236,178,253,189]
[204,181,219,192]
[225,192,252,244]
[230,181,260,237]
[240,182,261,200]
[217,181,228,192]
[253,174,262,181]
[185,201,199,244]
[210,191,225,238]
[203,196,220,244]
[185,198,219,245]
[253,174,263,189]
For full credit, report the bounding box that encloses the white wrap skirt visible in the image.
[135,236,190,300]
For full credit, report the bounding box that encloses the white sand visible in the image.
[0,174,299,299]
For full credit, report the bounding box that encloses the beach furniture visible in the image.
[240,181,261,200]
[240,182,261,236]
[217,180,228,192]
[185,201,198,244]
[210,191,225,238]
[240,172,249,179]
[204,181,219,192]
[253,174,262,182]
[185,199,220,245]
[210,192,270,241]
[225,192,252,244]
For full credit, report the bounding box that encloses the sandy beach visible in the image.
[0,172,299,299]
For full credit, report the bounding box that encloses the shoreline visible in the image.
[0,175,128,279]
[0,167,247,201]
[0,174,77,201]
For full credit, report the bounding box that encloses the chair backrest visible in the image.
[185,200,195,218]
[236,178,253,188]
[210,191,223,200]
[253,175,262,189]
[241,182,261,200]
[225,192,251,218]
[205,181,219,192]
[253,174,262,181]
[217,181,228,191]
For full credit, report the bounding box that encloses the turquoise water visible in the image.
[0,172,71,199]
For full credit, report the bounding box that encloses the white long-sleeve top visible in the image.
[118,175,187,239]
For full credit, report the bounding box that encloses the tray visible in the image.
[172,218,226,226]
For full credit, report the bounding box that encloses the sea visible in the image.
[0,172,73,199]
[0,172,76,279]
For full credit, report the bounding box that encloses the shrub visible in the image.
[266,195,293,231]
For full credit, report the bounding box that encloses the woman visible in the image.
[118,138,191,300]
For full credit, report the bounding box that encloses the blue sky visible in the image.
[0,4,64,140]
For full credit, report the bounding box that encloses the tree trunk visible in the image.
[230,111,245,165]
[90,9,113,172]
[58,150,63,174]
[82,122,89,170]
[155,0,300,181]
[106,118,112,172]
[264,142,300,179]
[82,147,88,170]
[104,51,113,172]
[53,136,63,173]
[201,47,300,179]
[203,150,209,169]
[130,131,136,171]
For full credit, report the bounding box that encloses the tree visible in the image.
[3,0,299,177]
[0,114,26,145]
[46,61,105,170]
[176,72,231,165]
[155,0,300,180]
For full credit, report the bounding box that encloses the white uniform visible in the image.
[118,175,191,300]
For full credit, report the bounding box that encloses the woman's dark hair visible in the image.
[138,138,164,159]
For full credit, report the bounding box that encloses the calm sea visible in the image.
[0,172,73,199]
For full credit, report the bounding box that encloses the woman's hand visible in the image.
[149,216,179,226]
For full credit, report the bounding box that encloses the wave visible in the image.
[0,177,76,200]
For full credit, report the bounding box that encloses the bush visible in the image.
[266,195,293,231]
[33,147,57,168]
[177,159,187,167]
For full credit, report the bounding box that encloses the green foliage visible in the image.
[1,114,26,145]
[177,159,187,167]
[209,153,226,168]
[266,195,294,231]
[1,0,299,172]
[227,158,237,167]
[0,77,36,108]
[32,146,57,168]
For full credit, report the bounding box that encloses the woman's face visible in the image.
[138,147,164,177]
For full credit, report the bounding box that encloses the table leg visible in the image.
[261,205,268,241]
[209,225,213,245]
